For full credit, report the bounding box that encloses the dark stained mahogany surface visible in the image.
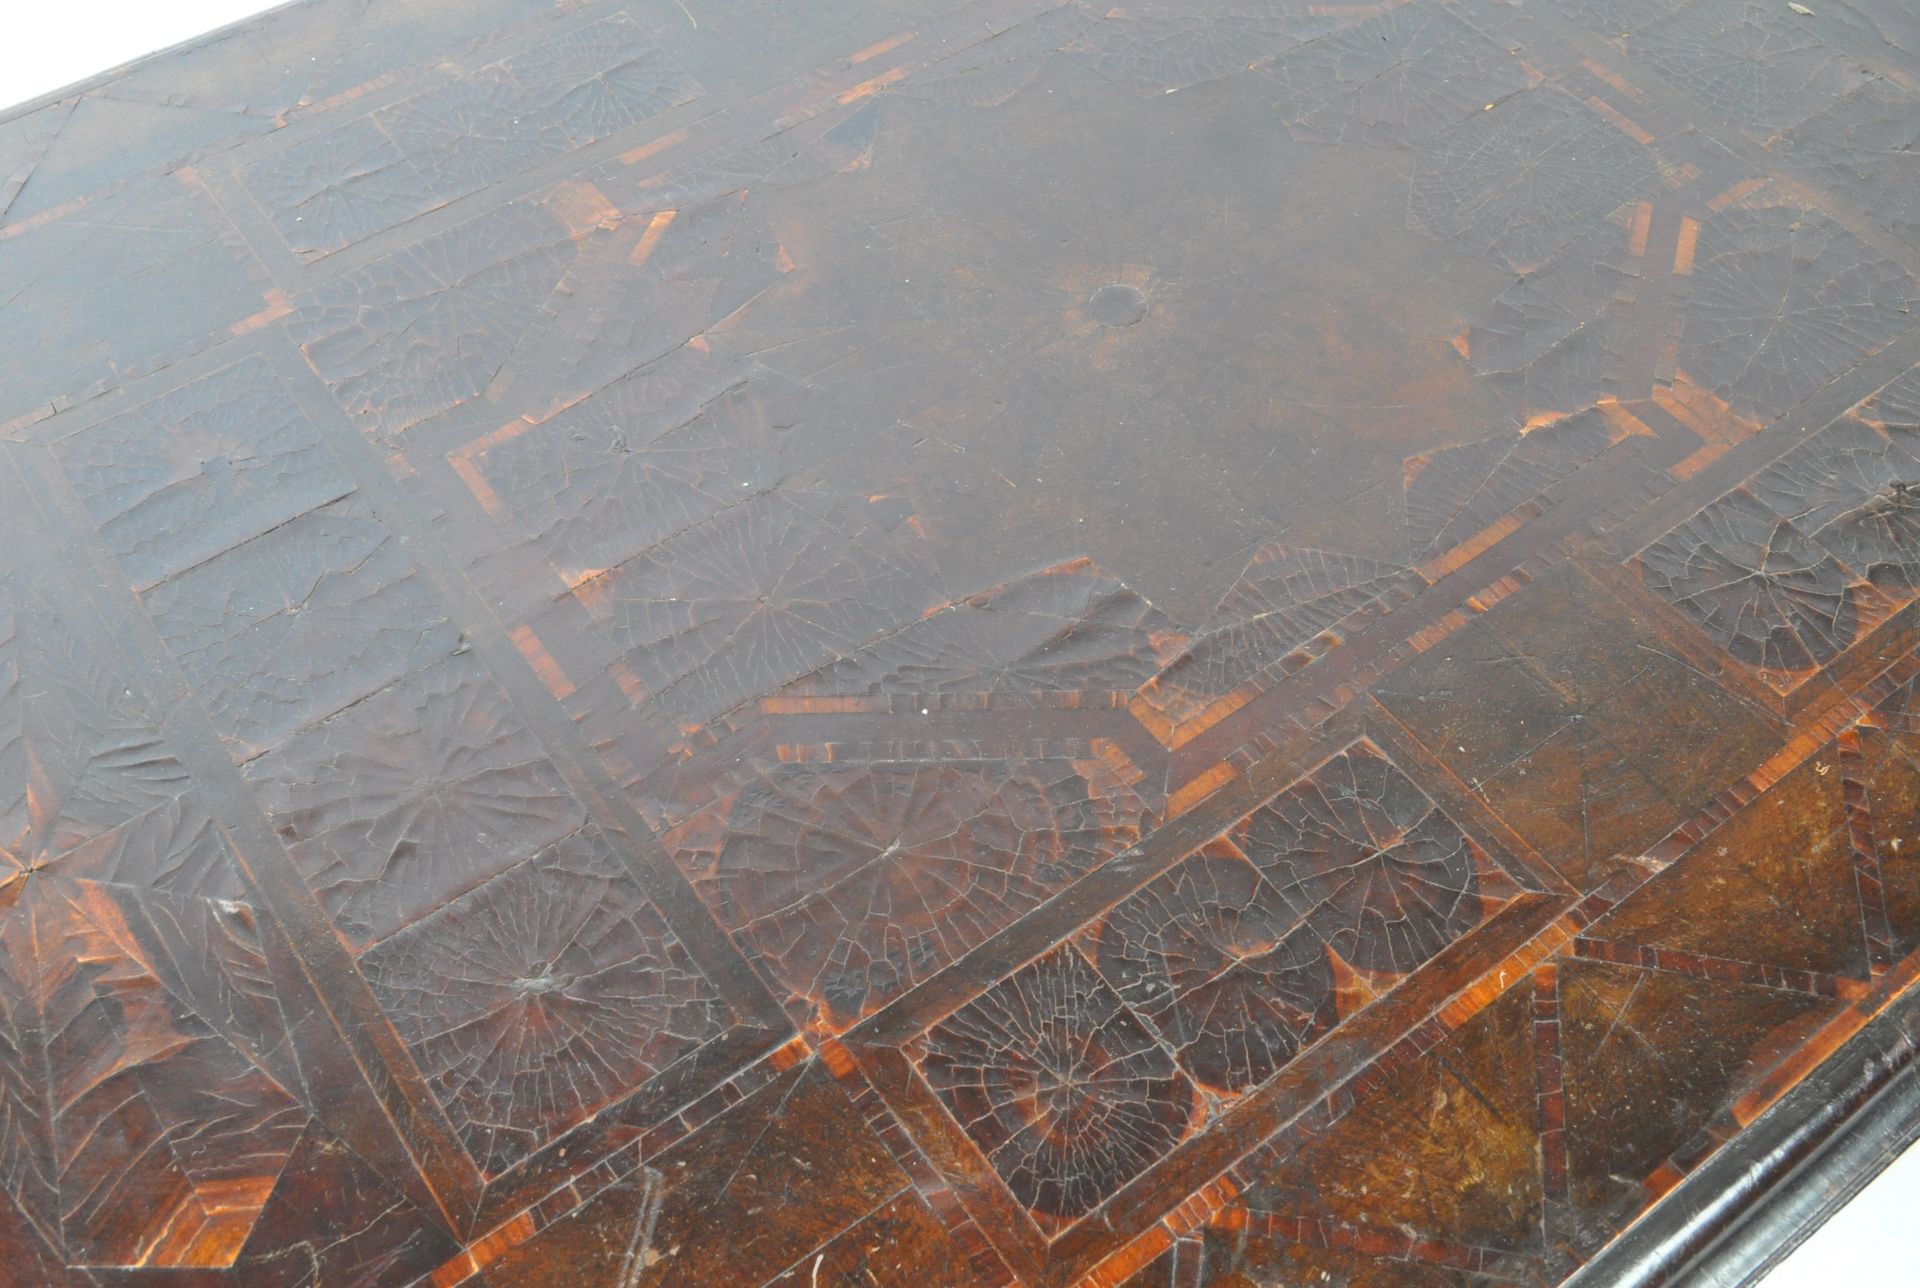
[4,0,1920,1283]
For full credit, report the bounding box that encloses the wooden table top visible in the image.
[4,0,1920,1283]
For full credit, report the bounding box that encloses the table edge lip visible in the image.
[1567,982,1920,1288]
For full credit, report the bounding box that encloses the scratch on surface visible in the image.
[617,1166,668,1288]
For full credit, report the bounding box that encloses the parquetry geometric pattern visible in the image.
[4,0,1920,1284]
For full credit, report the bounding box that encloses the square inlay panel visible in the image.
[7,1,1920,1283]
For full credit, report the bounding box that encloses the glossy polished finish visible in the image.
[4,0,1920,1284]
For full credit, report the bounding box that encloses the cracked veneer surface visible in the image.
[5,0,1920,1283]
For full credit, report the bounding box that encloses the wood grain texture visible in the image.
[5,0,1920,1282]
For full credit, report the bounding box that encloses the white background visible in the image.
[0,2,1912,1283]
[1,0,288,111]
[1766,1134,1920,1286]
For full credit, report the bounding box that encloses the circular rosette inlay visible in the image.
[1095,851,1335,1092]
[358,831,731,1176]
[702,761,1138,1023]
[1235,744,1482,974]
[1640,488,1858,675]
[919,946,1194,1218]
